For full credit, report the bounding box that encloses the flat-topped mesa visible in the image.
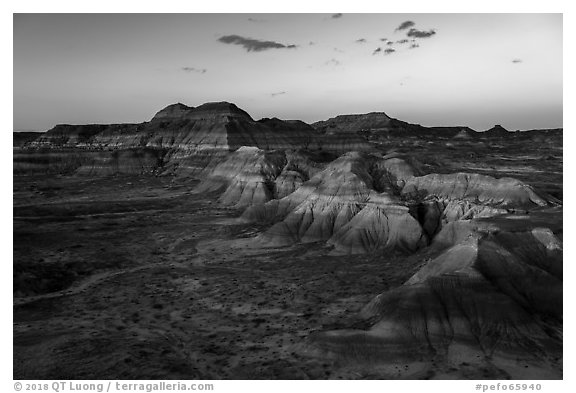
[313,112,393,134]
[144,102,319,160]
[184,102,254,121]
[152,101,252,122]
[312,111,461,139]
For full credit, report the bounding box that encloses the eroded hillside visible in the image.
[13,102,562,379]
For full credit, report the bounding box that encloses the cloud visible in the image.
[373,47,382,55]
[218,35,297,52]
[409,43,420,49]
[384,48,396,55]
[386,41,394,45]
[309,41,315,46]
[181,67,206,74]
[247,17,266,23]
[406,28,436,38]
[331,13,343,19]
[396,39,409,44]
[396,21,416,31]
[512,59,523,64]
[325,58,341,66]
[333,47,345,53]
[355,38,367,43]
[271,91,287,97]
[380,38,388,42]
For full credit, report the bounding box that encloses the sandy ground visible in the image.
[14,175,435,379]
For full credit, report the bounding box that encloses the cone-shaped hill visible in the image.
[482,124,510,137]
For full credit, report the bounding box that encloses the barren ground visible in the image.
[13,135,562,379]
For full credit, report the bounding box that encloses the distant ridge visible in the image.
[18,101,563,151]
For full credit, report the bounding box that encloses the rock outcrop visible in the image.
[193,148,328,208]
[402,172,553,209]
[241,152,427,253]
[274,170,305,199]
[150,103,193,121]
[305,210,563,378]
[327,192,427,254]
[13,132,43,147]
[194,146,286,208]
[452,129,474,140]
[401,172,557,238]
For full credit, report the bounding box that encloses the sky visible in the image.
[13,13,562,132]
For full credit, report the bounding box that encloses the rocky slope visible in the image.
[13,131,43,147]
[23,102,336,176]
[229,148,558,254]
[304,209,562,379]
[239,152,427,253]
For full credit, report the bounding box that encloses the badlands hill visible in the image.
[16,101,372,176]
[305,209,562,378]
[13,101,563,378]
[13,131,45,147]
[15,101,562,177]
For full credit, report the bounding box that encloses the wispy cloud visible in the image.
[384,48,396,55]
[395,21,415,31]
[380,38,388,42]
[331,13,343,19]
[512,59,523,64]
[325,58,341,66]
[181,67,206,74]
[396,39,409,44]
[218,35,297,52]
[373,47,382,55]
[409,43,420,49]
[247,17,266,23]
[271,91,287,97]
[406,28,436,38]
[355,38,367,43]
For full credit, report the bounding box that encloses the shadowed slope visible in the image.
[305,211,562,379]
